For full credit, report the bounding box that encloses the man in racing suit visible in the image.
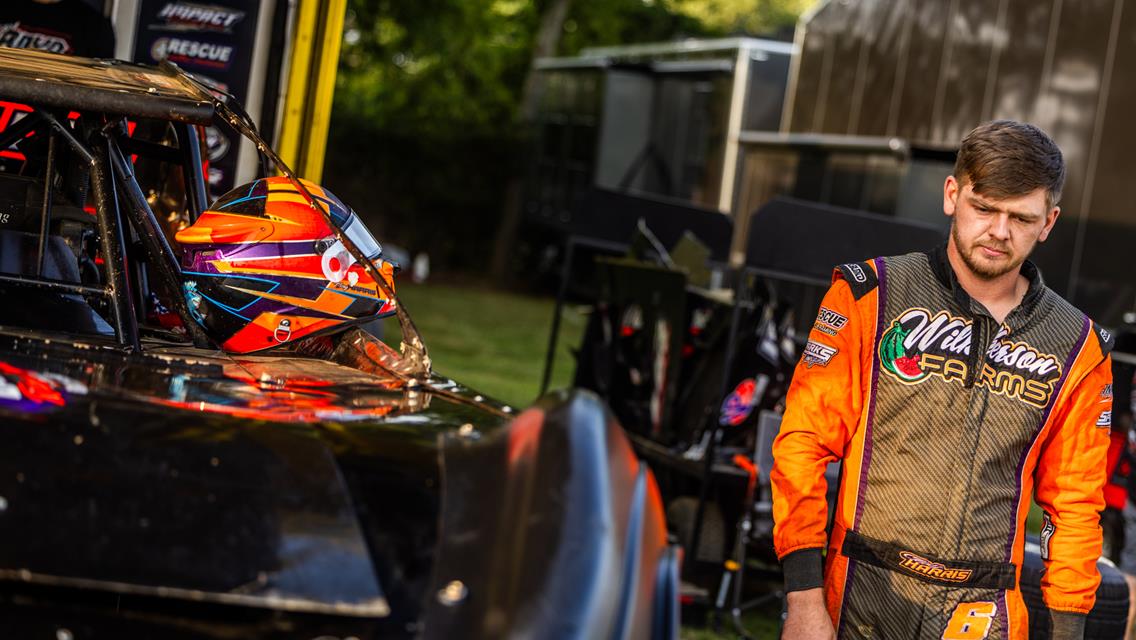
[772,120,1114,640]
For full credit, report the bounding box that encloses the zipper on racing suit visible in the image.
[963,313,991,389]
[935,313,996,626]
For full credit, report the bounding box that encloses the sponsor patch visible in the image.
[837,261,879,300]
[879,308,1063,408]
[1040,512,1055,560]
[1101,383,1114,402]
[1094,322,1116,354]
[803,340,838,368]
[897,551,973,583]
[1097,409,1112,428]
[943,602,997,640]
[813,306,848,336]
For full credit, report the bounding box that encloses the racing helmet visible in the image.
[175,177,397,353]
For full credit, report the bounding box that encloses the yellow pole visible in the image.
[276,0,318,171]
[277,0,346,182]
[302,0,347,183]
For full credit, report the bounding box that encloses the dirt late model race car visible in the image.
[0,48,680,639]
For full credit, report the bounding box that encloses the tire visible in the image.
[1020,539,1129,639]
[1102,507,1124,564]
[666,496,726,563]
[652,544,682,640]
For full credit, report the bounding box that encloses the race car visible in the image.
[0,47,679,639]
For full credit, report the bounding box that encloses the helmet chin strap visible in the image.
[168,61,432,378]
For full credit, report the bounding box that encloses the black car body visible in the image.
[0,48,679,639]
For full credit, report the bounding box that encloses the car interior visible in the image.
[0,105,201,343]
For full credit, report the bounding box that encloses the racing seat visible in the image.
[0,230,80,283]
[0,172,89,284]
[0,171,113,336]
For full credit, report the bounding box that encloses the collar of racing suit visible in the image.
[925,243,1045,334]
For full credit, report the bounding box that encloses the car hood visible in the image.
[0,334,511,623]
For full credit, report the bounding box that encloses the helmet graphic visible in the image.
[175,177,397,353]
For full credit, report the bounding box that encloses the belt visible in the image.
[841,529,1017,590]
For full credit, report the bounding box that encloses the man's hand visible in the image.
[782,588,836,640]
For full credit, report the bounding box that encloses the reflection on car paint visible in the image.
[0,360,87,411]
[148,360,429,422]
[0,349,431,423]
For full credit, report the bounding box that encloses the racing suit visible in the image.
[772,248,1114,639]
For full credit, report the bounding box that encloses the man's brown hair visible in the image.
[953,120,1066,209]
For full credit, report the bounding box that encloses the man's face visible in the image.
[943,176,1060,280]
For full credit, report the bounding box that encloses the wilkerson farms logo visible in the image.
[879,308,1063,408]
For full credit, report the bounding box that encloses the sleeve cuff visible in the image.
[1049,610,1086,640]
[781,547,824,592]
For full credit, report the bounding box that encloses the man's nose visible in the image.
[989,214,1011,239]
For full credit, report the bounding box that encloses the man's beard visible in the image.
[951,223,1030,280]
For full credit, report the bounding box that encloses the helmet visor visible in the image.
[340,212,383,261]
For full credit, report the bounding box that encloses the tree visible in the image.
[336,0,539,134]
[665,0,813,38]
[489,0,573,280]
[328,0,814,276]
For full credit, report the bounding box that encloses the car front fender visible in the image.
[421,389,679,640]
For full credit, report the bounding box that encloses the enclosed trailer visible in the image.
[524,38,793,250]
[761,0,1136,326]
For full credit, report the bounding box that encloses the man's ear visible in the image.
[944,175,960,218]
[1038,206,1060,242]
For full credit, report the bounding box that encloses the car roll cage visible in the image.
[0,91,433,381]
[0,107,214,352]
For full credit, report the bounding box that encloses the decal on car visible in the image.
[0,361,86,411]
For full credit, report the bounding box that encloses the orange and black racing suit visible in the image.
[772,248,1114,639]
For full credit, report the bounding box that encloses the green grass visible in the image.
[382,282,586,408]
[681,605,782,639]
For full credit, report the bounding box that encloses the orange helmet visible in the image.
[175,177,397,353]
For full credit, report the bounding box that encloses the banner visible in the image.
[132,0,260,198]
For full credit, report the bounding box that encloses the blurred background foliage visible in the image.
[325,0,809,277]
